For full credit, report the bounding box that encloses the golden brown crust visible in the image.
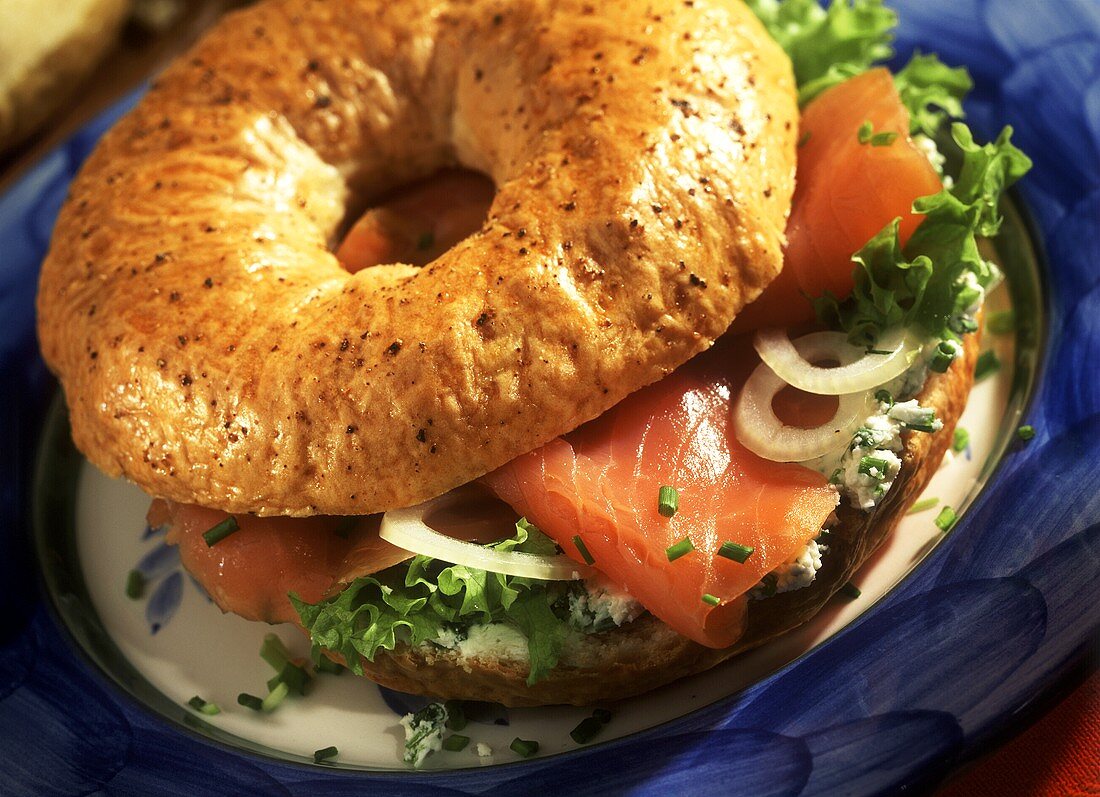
[350,330,979,706]
[37,0,797,516]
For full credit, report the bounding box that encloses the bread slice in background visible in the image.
[0,0,130,153]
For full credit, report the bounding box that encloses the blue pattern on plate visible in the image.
[2,3,1098,793]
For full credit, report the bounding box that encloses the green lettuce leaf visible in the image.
[814,124,1032,346]
[745,0,896,103]
[291,519,570,685]
[894,53,973,136]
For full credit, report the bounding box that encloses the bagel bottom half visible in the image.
[341,330,979,707]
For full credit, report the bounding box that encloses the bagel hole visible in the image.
[771,357,840,428]
[335,168,495,272]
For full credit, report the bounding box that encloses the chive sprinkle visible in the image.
[858,455,890,480]
[987,310,1016,335]
[203,516,240,547]
[798,130,812,147]
[313,746,339,764]
[952,427,970,453]
[260,633,293,671]
[570,716,605,745]
[1017,424,1036,441]
[857,120,873,144]
[839,582,862,600]
[187,696,221,715]
[929,340,959,373]
[870,131,898,146]
[665,536,695,562]
[974,350,1001,382]
[444,700,467,731]
[866,348,892,355]
[718,541,755,564]
[657,485,680,518]
[267,662,311,696]
[592,708,612,724]
[237,692,264,711]
[572,535,595,565]
[907,497,939,515]
[125,569,146,600]
[702,593,721,606]
[935,506,958,532]
[874,389,893,408]
[510,738,539,758]
[443,734,470,752]
[261,681,290,712]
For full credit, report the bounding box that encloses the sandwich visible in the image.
[37,0,1030,720]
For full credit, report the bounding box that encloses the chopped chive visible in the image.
[261,681,290,712]
[267,662,311,696]
[313,745,339,764]
[416,231,435,251]
[442,734,470,752]
[702,593,721,606]
[798,130,812,147]
[987,310,1016,335]
[866,348,892,355]
[829,467,843,485]
[570,716,605,745]
[315,655,344,675]
[237,692,264,711]
[718,541,755,564]
[187,696,221,715]
[935,506,958,532]
[125,569,146,600]
[510,738,539,758]
[874,389,893,408]
[870,131,898,146]
[954,315,980,334]
[260,633,293,671]
[757,573,778,598]
[839,582,862,600]
[952,427,970,453]
[857,120,874,144]
[974,350,1001,382]
[665,536,696,562]
[572,535,595,565]
[203,516,240,547]
[657,485,680,518]
[858,456,890,480]
[1016,424,1036,441]
[929,340,959,373]
[906,421,938,433]
[444,700,467,731]
[907,497,939,515]
[592,708,612,724]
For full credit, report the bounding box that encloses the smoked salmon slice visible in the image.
[481,340,839,649]
[732,68,943,331]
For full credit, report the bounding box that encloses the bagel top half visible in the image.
[37,0,798,516]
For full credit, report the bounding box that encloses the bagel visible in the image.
[37,0,797,517]
[37,0,1017,721]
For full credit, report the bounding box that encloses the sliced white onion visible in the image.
[380,493,586,580]
[734,359,871,463]
[753,327,921,395]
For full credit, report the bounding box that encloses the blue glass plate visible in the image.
[2,0,1098,793]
